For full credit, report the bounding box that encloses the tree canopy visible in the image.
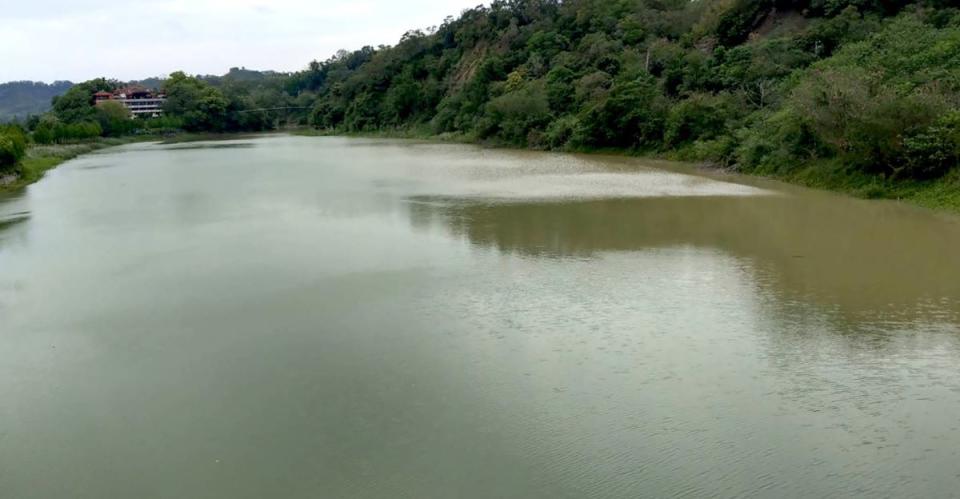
[277,0,960,181]
[0,125,28,172]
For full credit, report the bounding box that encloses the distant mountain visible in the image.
[0,81,74,121]
[129,77,166,90]
[126,68,287,90]
[202,67,288,87]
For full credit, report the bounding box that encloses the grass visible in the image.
[772,159,960,212]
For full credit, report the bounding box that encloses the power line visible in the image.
[235,106,310,114]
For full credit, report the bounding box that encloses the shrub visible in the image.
[715,0,772,46]
[789,67,947,176]
[526,31,570,60]
[735,108,825,173]
[574,71,613,106]
[95,101,135,137]
[31,118,103,144]
[797,6,879,57]
[482,82,551,144]
[545,66,575,113]
[687,136,738,166]
[143,115,185,131]
[902,110,960,179]
[0,125,28,170]
[578,77,667,149]
[59,122,103,142]
[664,93,737,147]
[32,121,56,145]
[430,96,461,134]
[544,115,580,150]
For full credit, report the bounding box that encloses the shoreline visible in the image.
[0,136,159,193]
[0,133,236,193]
[295,128,960,214]
[0,132,293,194]
[5,129,959,215]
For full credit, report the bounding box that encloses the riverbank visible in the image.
[769,158,960,213]
[6,129,959,213]
[0,136,157,192]
[295,127,960,214]
[0,132,296,194]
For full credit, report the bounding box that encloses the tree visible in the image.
[96,101,134,137]
[52,78,115,124]
[163,72,229,132]
[790,67,949,177]
[579,76,667,149]
[481,81,551,144]
[0,125,28,170]
[32,116,59,145]
[902,110,960,179]
[664,93,737,147]
[546,66,575,113]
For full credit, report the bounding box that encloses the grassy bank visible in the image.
[780,160,960,213]
[0,137,158,192]
[0,132,290,193]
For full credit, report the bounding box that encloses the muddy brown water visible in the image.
[2,136,959,498]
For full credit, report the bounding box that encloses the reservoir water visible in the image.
[2,135,959,498]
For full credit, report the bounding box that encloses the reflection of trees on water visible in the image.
[408,193,960,334]
[0,213,28,231]
[0,199,30,245]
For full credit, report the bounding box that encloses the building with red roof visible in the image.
[94,86,166,118]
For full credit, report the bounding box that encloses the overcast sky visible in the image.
[0,0,486,83]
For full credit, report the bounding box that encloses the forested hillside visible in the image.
[7,0,960,206]
[0,81,73,121]
[283,0,960,201]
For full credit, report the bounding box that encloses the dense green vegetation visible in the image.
[0,125,28,171]
[281,0,960,207]
[5,0,960,209]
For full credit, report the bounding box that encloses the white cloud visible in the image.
[0,0,485,82]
